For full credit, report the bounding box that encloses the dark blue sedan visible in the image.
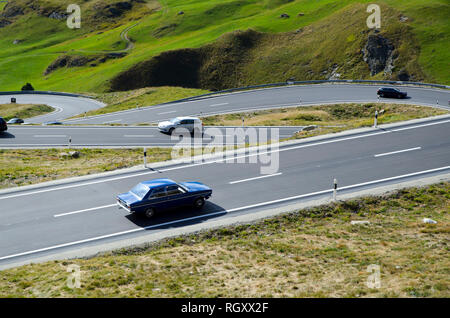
[116,178,212,218]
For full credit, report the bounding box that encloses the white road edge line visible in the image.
[158,111,176,115]
[229,173,282,184]
[1,119,449,201]
[374,147,422,158]
[102,120,122,124]
[210,103,229,107]
[54,204,117,218]
[1,165,449,261]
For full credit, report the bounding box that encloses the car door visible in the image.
[179,119,194,133]
[165,185,190,209]
[387,88,396,98]
[146,186,169,211]
[177,119,187,132]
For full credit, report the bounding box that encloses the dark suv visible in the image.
[0,117,7,132]
[377,87,408,99]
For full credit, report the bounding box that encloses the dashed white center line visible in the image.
[54,204,116,218]
[34,135,67,138]
[123,135,155,138]
[229,173,282,184]
[210,103,229,107]
[374,147,422,158]
[158,110,176,115]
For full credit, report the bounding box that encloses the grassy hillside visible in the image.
[0,182,448,297]
[0,0,448,93]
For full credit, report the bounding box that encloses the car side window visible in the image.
[150,187,167,199]
[166,185,183,196]
[180,120,188,125]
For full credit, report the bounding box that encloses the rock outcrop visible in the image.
[1,4,24,18]
[0,19,11,28]
[44,53,127,75]
[94,1,133,19]
[363,34,395,76]
[48,12,67,20]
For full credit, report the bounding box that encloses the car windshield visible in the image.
[170,118,181,124]
[130,183,149,199]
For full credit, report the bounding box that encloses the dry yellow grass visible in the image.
[0,148,172,189]
[202,103,447,128]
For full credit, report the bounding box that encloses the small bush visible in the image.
[21,83,34,91]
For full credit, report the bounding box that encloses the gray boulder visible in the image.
[69,151,80,158]
[48,12,68,20]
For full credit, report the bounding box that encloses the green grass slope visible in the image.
[0,0,448,93]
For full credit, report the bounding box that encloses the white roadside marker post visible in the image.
[68,136,72,148]
[144,147,147,168]
[242,116,244,127]
[374,110,378,128]
[333,178,338,201]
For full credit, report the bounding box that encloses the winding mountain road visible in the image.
[0,83,449,269]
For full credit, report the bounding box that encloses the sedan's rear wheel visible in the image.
[145,208,155,219]
[194,197,205,209]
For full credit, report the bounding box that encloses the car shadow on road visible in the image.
[0,132,15,139]
[125,201,227,230]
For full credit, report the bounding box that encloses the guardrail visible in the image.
[172,79,450,104]
[0,91,95,99]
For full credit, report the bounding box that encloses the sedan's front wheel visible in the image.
[194,197,205,209]
[145,208,155,219]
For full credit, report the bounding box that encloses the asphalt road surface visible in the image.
[0,94,105,124]
[64,84,450,125]
[0,126,302,148]
[0,116,449,267]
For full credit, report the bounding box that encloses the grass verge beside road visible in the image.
[0,148,172,189]
[0,182,448,297]
[0,104,54,121]
[202,103,448,139]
